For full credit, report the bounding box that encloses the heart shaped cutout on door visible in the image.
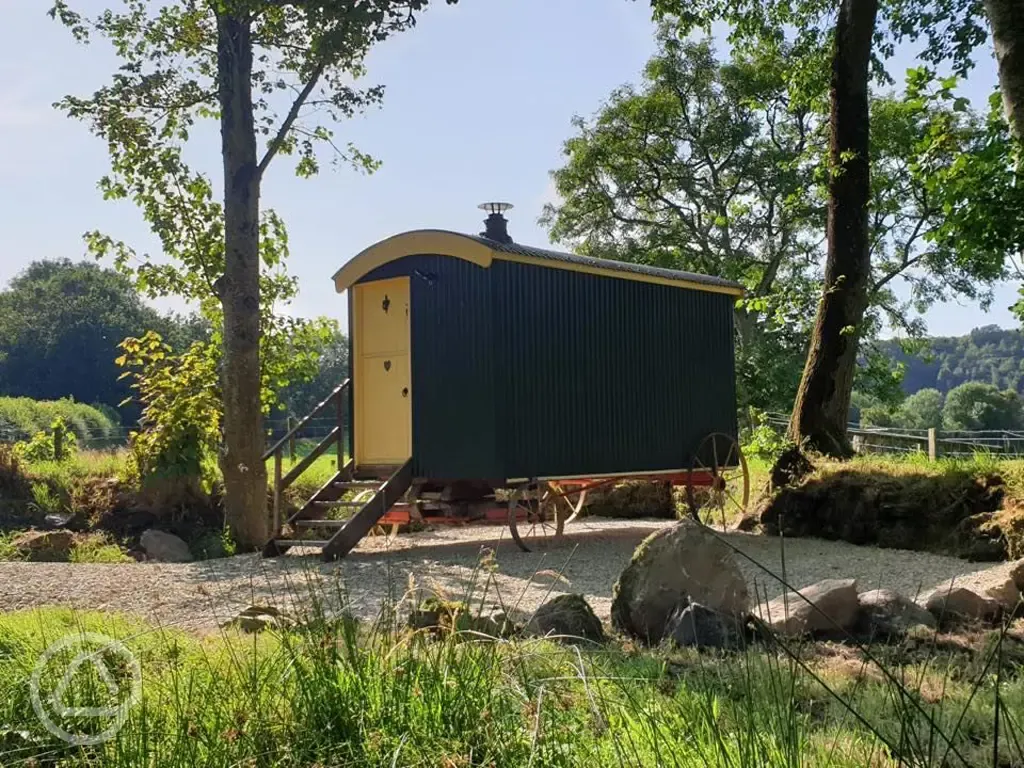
[384,359,392,372]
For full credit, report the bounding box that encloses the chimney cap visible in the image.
[478,202,514,215]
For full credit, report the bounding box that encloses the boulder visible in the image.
[856,589,936,638]
[221,605,293,634]
[921,581,1001,626]
[13,530,75,562]
[408,605,444,632]
[43,512,87,532]
[732,513,761,533]
[1011,559,1024,590]
[942,561,1024,614]
[665,603,745,649]
[983,577,1022,613]
[755,578,859,638]
[527,594,605,644]
[140,529,193,562]
[611,519,749,644]
[471,608,518,639]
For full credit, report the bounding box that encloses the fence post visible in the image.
[286,416,296,463]
[928,428,937,462]
[273,448,282,536]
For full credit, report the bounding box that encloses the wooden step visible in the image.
[293,519,348,528]
[332,480,382,490]
[354,464,402,481]
[273,538,330,548]
[323,459,412,560]
[313,500,365,508]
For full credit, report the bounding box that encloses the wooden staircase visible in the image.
[260,380,413,561]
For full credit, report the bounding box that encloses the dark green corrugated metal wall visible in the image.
[492,260,737,480]
[357,253,737,481]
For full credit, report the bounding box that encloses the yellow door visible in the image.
[354,277,412,465]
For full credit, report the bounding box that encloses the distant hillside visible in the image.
[879,325,1024,395]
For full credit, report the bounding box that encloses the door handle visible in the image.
[402,387,409,398]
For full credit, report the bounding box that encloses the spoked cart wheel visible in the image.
[686,432,750,528]
[508,482,568,552]
[548,481,589,525]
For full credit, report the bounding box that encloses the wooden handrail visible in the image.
[263,379,350,461]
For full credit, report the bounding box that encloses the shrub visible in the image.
[0,397,114,443]
[0,444,29,500]
[742,422,790,464]
[13,418,77,464]
[117,333,221,491]
[190,528,238,560]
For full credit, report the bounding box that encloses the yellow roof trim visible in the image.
[334,228,744,297]
[491,252,746,297]
[333,231,494,292]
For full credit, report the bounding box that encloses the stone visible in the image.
[983,577,1022,612]
[221,605,293,633]
[1009,559,1024,590]
[406,599,517,638]
[13,530,74,562]
[856,589,937,638]
[922,581,1001,625]
[526,594,605,644]
[611,519,749,644]
[43,512,87,532]
[732,513,761,533]
[408,606,443,632]
[471,608,518,639]
[755,579,859,637]
[140,529,193,562]
[665,603,745,649]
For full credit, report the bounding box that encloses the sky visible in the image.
[0,0,1018,338]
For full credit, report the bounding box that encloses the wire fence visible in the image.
[0,416,350,456]
[762,412,1024,459]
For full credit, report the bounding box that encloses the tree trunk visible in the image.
[217,13,268,549]
[985,0,1024,139]
[787,0,878,457]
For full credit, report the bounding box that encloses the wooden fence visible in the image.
[762,414,1024,460]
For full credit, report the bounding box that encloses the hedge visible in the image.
[0,397,117,441]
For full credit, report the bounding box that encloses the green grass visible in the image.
[0,532,132,564]
[272,453,344,498]
[0,532,21,561]
[68,533,133,563]
[1,593,1023,767]
[23,449,128,489]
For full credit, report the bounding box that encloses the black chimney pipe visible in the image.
[478,202,514,244]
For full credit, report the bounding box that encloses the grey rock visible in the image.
[611,519,749,644]
[139,528,193,562]
[473,608,518,638]
[922,581,1001,625]
[856,589,936,638]
[755,578,859,637]
[43,512,86,531]
[527,594,605,644]
[1010,559,1024,590]
[221,605,293,634]
[13,530,75,562]
[666,602,745,649]
[983,576,1022,612]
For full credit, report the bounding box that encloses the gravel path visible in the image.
[0,519,1010,633]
